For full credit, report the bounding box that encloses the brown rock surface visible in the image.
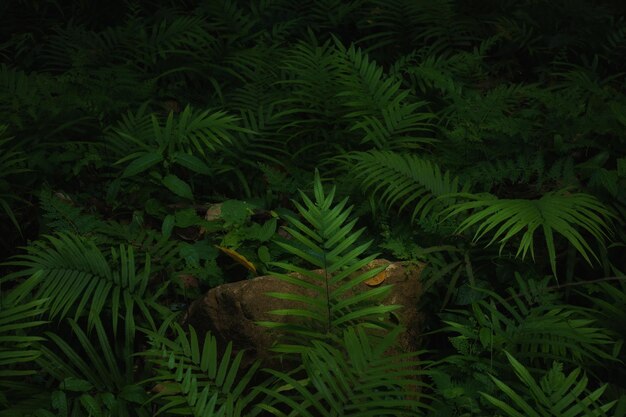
[184,260,425,370]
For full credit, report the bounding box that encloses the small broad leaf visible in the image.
[162,174,193,200]
[60,377,93,392]
[51,390,68,415]
[479,327,492,349]
[221,200,250,225]
[172,152,212,175]
[121,152,163,178]
[258,246,271,264]
[79,394,102,417]
[119,384,148,404]
[162,214,175,238]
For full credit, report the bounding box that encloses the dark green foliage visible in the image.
[1,0,625,416]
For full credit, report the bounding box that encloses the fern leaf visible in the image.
[0,296,47,379]
[258,326,432,417]
[445,190,615,277]
[481,352,616,417]
[261,170,399,344]
[143,324,261,417]
[2,233,155,333]
[443,276,619,368]
[344,150,462,222]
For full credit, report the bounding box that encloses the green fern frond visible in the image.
[2,233,158,333]
[0,125,28,233]
[143,324,261,417]
[0,295,47,379]
[0,64,40,119]
[272,36,342,156]
[141,15,214,63]
[35,317,149,417]
[445,189,615,277]
[343,150,463,222]
[257,325,432,417]
[38,189,103,236]
[334,43,435,149]
[96,223,184,274]
[444,280,618,368]
[481,351,616,417]
[582,278,626,341]
[260,170,399,346]
[114,105,249,159]
[203,0,257,43]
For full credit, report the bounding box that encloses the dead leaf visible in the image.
[362,259,391,286]
[178,273,199,289]
[217,246,257,274]
[205,204,222,221]
[364,269,387,286]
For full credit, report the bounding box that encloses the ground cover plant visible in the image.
[1,0,626,415]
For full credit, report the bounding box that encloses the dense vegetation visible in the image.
[1,0,626,416]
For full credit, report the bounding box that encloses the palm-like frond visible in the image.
[0,65,41,125]
[143,323,262,417]
[443,276,618,368]
[259,170,399,346]
[444,190,615,277]
[0,295,47,380]
[334,43,435,150]
[35,318,149,417]
[481,351,616,417]
[581,278,626,346]
[271,36,343,160]
[258,325,432,417]
[38,188,104,236]
[0,125,28,232]
[139,15,216,64]
[111,105,250,162]
[2,233,158,333]
[108,105,254,195]
[343,150,462,222]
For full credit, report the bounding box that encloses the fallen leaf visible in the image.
[217,246,257,274]
[178,273,199,289]
[205,204,222,221]
[364,269,387,286]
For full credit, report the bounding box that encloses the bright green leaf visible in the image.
[162,174,193,200]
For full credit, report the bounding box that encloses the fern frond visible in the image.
[444,277,618,368]
[143,324,262,417]
[38,189,103,236]
[0,125,28,233]
[2,233,157,333]
[109,105,256,192]
[343,150,462,222]
[260,170,399,346]
[0,295,47,379]
[36,317,149,417]
[481,351,616,417]
[445,190,615,277]
[582,278,626,341]
[258,325,432,417]
[141,15,214,63]
[335,43,435,149]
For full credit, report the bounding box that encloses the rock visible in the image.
[184,260,425,371]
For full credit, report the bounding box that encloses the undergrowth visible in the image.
[1,1,625,416]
